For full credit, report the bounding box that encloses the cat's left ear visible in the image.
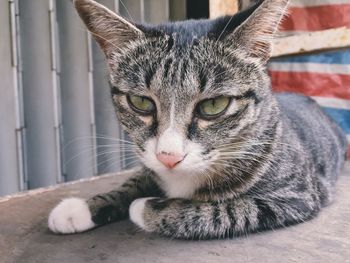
[74,0,144,57]
[229,0,289,63]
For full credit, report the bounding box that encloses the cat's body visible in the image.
[48,0,347,239]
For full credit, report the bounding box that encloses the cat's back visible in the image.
[275,93,347,185]
[275,93,346,146]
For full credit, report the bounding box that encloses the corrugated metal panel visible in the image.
[0,0,22,195]
[0,0,187,197]
[19,0,61,189]
[49,0,64,184]
[56,0,97,181]
[13,0,27,192]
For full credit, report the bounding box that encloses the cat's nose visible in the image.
[156,152,185,169]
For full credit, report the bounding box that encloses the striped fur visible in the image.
[48,0,348,238]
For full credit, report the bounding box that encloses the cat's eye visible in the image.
[127,95,156,115]
[197,96,231,119]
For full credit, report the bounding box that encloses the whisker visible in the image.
[216,15,234,44]
[64,147,136,167]
[119,0,135,23]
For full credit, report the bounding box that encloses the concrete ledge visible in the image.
[1,164,349,263]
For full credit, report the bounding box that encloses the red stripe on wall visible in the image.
[281,5,350,31]
[269,71,350,100]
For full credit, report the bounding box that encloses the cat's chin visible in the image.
[145,164,208,198]
[145,165,193,177]
[156,170,202,198]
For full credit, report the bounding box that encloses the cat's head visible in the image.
[74,0,288,184]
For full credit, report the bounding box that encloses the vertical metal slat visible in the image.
[11,0,27,192]
[87,34,98,176]
[19,0,59,189]
[56,0,96,181]
[0,0,21,195]
[49,0,64,184]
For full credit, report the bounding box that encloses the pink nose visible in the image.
[156,152,184,169]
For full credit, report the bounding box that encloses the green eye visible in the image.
[127,95,155,115]
[197,96,231,119]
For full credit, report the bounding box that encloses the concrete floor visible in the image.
[1,163,350,263]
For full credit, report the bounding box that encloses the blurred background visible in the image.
[0,0,349,197]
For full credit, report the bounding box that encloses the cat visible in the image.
[48,0,348,239]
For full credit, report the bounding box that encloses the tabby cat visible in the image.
[48,0,348,239]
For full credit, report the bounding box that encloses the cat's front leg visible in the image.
[129,194,320,239]
[48,169,163,234]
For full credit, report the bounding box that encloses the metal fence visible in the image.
[0,0,187,196]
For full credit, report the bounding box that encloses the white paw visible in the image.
[129,197,155,230]
[48,197,96,234]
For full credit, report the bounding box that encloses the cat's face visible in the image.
[75,0,289,184]
[109,36,268,179]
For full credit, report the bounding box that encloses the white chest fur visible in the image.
[160,174,200,199]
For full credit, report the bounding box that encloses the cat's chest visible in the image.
[158,174,199,199]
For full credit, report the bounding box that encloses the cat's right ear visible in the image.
[74,0,143,57]
[226,0,289,63]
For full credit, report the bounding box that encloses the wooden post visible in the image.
[209,0,239,18]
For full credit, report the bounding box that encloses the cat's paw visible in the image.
[129,197,156,230]
[48,197,96,234]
